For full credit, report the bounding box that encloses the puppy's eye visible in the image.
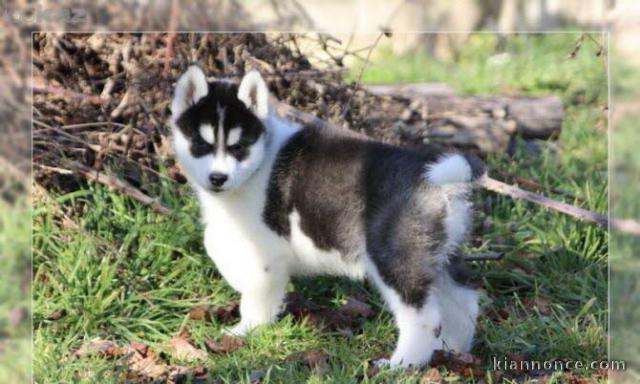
[227,144,243,152]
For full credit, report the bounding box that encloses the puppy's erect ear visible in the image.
[237,70,269,120]
[172,65,208,119]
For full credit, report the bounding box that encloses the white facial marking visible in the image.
[227,127,242,146]
[199,124,215,144]
[209,105,234,178]
[217,104,226,151]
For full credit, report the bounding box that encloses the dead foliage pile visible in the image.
[32,32,412,194]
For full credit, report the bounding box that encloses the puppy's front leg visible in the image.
[225,262,289,337]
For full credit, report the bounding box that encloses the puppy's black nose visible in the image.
[209,172,228,187]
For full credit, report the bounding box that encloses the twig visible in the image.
[340,31,385,121]
[163,0,180,77]
[477,175,606,225]
[494,170,584,204]
[338,0,407,119]
[464,252,504,261]
[478,175,640,235]
[67,161,170,215]
[32,84,109,106]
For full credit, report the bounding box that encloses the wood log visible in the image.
[365,83,564,152]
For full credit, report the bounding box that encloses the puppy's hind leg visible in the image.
[389,291,442,367]
[431,271,479,353]
[366,261,442,368]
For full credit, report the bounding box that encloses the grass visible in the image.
[33,34,608,383]
[609,51,640,380]
[0,197,32,382]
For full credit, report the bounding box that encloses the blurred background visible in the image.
[1,0,638,382]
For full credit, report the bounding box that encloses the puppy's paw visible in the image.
[223,323,251,337]
[372,358,391,368]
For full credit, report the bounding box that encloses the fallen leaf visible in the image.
[169,335,207,361]
[562,372,592,384]
[46,308,67,321]
[192,365,209,379]
[339,297,374,319]
[167,365,190,383]
[484,307,510,322]
[210,303,240,323]
[422,367,442,383]
[430,350,484,378]
[367,364,381,379]
[523,297,552,316]
[284,292,322,319]
[166,365,209,384]
[205,335,246,354]
[127,349,168,382]
[74,338,124,358]
[129,340,150,357]
[363,352,391,378]
[285,292,372,334]
[188,306,211,321]
[526,370,554,384]
[506,352,530,372]
[287,350,330,374]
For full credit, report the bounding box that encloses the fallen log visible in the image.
[365,83,564,152]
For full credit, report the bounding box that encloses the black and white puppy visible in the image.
[171,65,484,367]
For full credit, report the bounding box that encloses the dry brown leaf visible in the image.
[366,364,381,379]
[484,307,510,322]
[129,340,150,357]
[127,350,168,382]
[205,335,246,354]
[422,367,443,383]
[74,338,124,358]
[284,292,322,318]
[165,364,210,384]
[286,350,330,374]
[430,350,484,378]
[339,297,374,319]
[188,306,211,321]
[523,296,552,315]
[562,372,594,384]
[210,302,240,323]
[169,335,207,361]
[46,308,67,321]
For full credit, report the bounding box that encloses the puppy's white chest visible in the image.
[200,188,291,292]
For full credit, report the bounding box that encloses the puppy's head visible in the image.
[171,66,270,193]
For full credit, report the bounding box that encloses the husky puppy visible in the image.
[171,65,484,367]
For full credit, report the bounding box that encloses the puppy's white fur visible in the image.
[425,153,472,185]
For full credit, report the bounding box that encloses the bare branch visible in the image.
[67,161,171,215]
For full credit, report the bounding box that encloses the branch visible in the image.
[32,83,109,105]
[478,176,640,235]
[66,161,170,215]
[163,0,180,77]
[464,252,504,261]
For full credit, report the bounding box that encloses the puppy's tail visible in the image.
[424,153,486,186]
